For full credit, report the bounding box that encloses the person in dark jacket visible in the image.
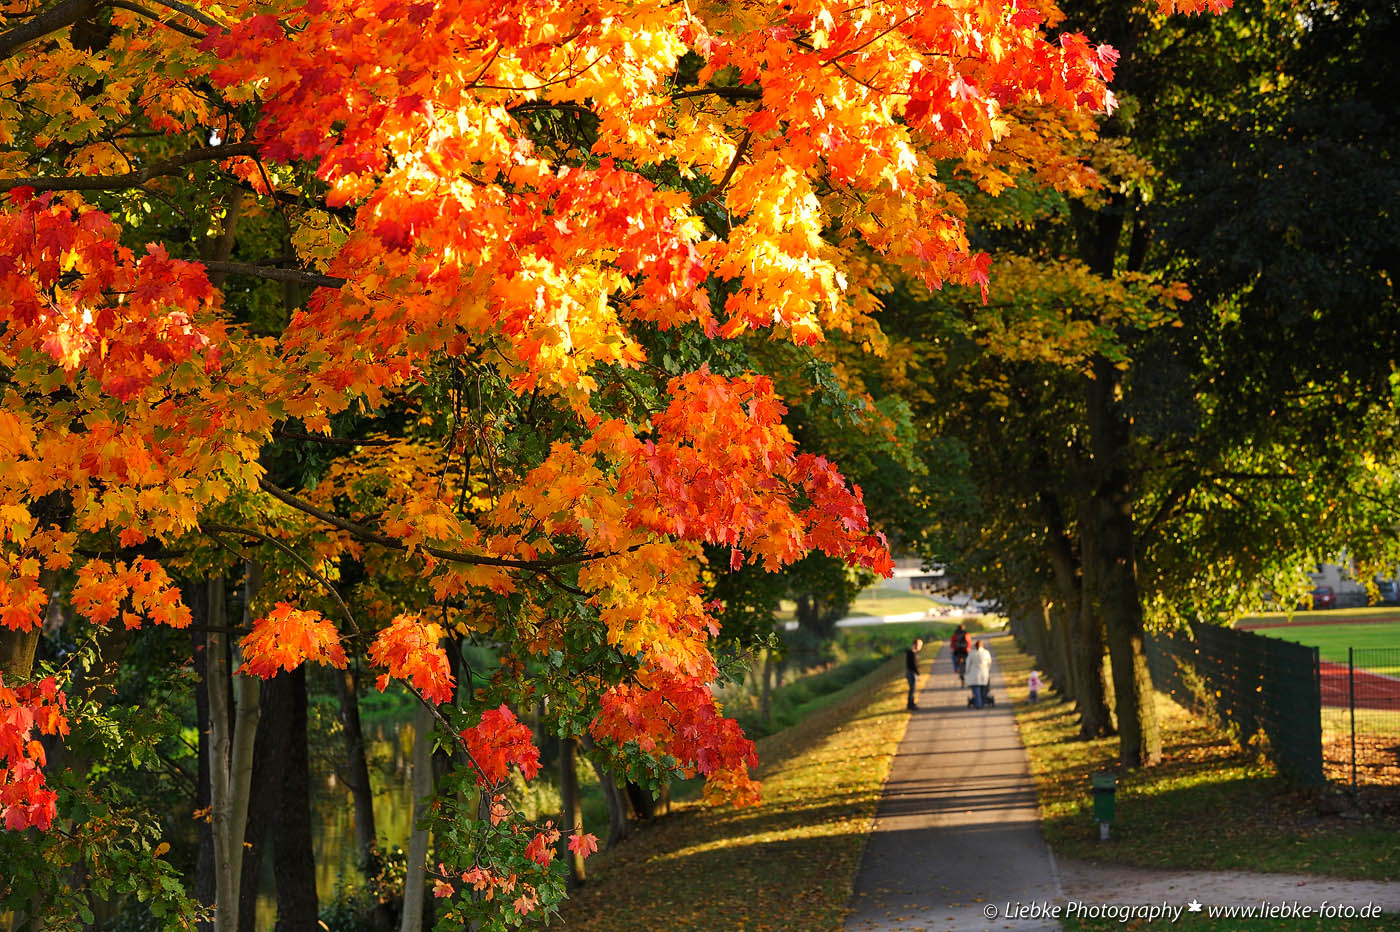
[950,624,970,685]
[904,638,924,709]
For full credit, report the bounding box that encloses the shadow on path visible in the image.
[845,634,1400,932]
[845,634,1060,932]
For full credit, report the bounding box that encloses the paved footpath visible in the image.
[845,632,1060,932]
[845,632,1400,932]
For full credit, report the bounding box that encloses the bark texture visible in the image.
[399,702,435,932]
[274,668,319,930]
[559,737,586,887]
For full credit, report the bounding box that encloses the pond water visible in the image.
[254,720,418,930]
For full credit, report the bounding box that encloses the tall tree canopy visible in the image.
[0,0,1197,924]
[889,0,1396,768]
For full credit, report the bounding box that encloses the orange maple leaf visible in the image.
[239,603,349,677]
[367,614,455,703]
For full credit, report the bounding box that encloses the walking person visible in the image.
[905,638,924,710]
[965,639,992,708]
[1027,669,1042,703]
[950,624,969,685]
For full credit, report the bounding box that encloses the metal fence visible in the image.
[1145,623,1324,785]
[1322,647,1400,793]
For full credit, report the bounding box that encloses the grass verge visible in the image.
[992,639,1400,881]
[1241,607,1400,625]
[725,623,949,741]
[848,588,942,616]
[555,654,919,932]
[1247,621,1400,671]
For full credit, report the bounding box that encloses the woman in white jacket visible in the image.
[965,640,992,708]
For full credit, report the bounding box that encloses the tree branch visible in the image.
[257,478,618,570]
[1140,473,1198,542]
[0,0,103,60]
[507,100,596,117]
[1202,470,1298,483]
[1208,477,1251,508]
[670,85,762,102]
[107,0,203,38]
[202,522,363,638]
[692,129,751,207]
[142,0,218,29]
[824,11,917,65]
[203,261,345,289]
[0,0,218,56]
[274,428,397,447]
[8,141,259,193]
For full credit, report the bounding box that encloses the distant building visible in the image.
[1309,562,1372,608]
[888,559,945,593]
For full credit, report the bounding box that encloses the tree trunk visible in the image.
[421,639,466,932]
[1,499,68,680]
[559,737,586,887]
[425,742,454,932]
[1038,487,1108,732]
[1085,359,1161,766]
[1048,602,1077,702]
[333,663,380,869]
[274,667,319,930]
[1073,505,1115,739]
[1028,600,1055,687]
[599,775,630,848]
[207,576,236,932]
[192,588,217,932]
[579,736,630,848]
[228,565,262,905]
[624,782,655,821]
[237,675,288,932]
[1011,602,1040,668]
[208,564,264,932]
[1095,519,1159,765]
[332,664,394,929]
[399,702,435,932]
[759,648,775,724]
[794,593,814,631]
[0,627,41,682]
[202,188,243,286]
[1071,609,1113,737]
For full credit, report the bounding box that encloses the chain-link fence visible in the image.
[1145,623,1324,785]
[1323,647,1400,792]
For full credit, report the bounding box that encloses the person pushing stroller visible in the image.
[949,624,969,685]
[965,639,992,708]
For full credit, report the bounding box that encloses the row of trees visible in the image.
[889,0,1399,765]
[0,0,1169,928]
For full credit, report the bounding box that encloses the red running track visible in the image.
[1319,661,1400,710]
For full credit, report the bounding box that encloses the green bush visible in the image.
[319,882,399,932]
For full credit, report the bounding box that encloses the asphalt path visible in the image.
[845,633,1061,932]
[843,633,1400,931]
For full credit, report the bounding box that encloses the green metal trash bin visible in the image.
[1091,772,1116,839]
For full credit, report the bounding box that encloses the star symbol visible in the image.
[1187,899,1203,913]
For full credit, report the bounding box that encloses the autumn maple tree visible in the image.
[0,0,1152,923]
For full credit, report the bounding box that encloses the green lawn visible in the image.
[556,654,922,932]
[848,588,942,616]
[1243,607,1400,624]
[1249,621,1400,674]
[778,586,944,621]
[993,638,1400,881]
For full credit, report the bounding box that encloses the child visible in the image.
[1027,669,1042,703]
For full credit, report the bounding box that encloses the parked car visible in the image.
[1376,578,1400,605]
[1310,585,1336,610]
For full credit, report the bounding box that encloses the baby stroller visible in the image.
[967,690,996,708]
